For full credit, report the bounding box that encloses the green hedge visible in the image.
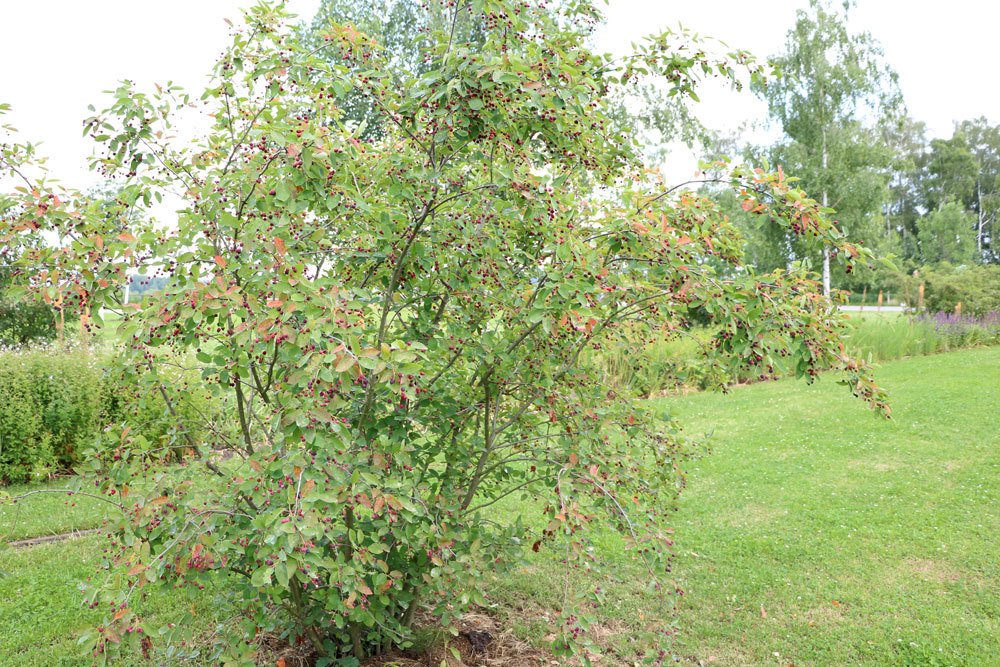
[0,349,219,485]
[0,289,75,346]
[0,351,102,483]
[897,264,1000,316]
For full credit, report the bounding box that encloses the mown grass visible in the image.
[491,347,1000,665]
[2,348,998,665]
[0,478,115,542]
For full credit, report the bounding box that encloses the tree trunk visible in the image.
[821,127,831,297]
[978,180,984,255]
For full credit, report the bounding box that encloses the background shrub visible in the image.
[0,358,54,483]
[897,264,1000,316]
[0,347,221,484]
[98,359,225,460]
[0,298,63,347]
[595,312,1000,397]
[0,349,99,484]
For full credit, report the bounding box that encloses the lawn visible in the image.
[491,346,1000,666]
[662,346,999,666]
[1,347,998,665]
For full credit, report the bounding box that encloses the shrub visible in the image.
[0,357,53,483]
[1,263,74,345]
[2,2,889,663]
[0,349,101,483]
[923,265,1000,316]
[899,264,1000,316]
[0,296,61,346]
[98,358,226,459]
[0,347,220,484]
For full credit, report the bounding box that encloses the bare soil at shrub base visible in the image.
[257,611,555,667]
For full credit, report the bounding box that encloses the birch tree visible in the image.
[754,0,900,295]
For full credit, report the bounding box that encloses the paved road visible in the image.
[840,305,906,312]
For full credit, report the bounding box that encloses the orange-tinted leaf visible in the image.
[214,255,227,268]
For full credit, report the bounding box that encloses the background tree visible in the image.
[300,0,485,140]
[753,0,901,295]
[924,134,978,212]
[881,116,928,266]
[0,109,71,345]
[956,117,1000,260]
[918,200,977,265]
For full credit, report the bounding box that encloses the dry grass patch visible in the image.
[904,558,964,584]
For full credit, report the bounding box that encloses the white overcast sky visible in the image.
[1,0,997,189]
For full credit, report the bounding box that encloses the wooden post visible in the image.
[955,302,962,317]
[877,290,883,312]
[918,283,925,311]
[860,286,867,312]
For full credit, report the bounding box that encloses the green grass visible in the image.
[2,348,998,665]
[0,536,228,666]
[842,312,942,361]
[663,346,999,666]
[492,347,1000,665]
[0,478,117,542]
